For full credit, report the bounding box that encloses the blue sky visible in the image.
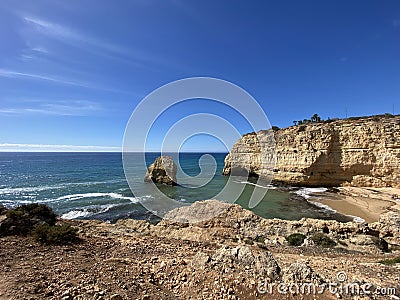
[0,0,399,152]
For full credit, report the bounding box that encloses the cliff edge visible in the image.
[223,114,400,187]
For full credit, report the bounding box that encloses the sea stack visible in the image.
[144,156,178,185]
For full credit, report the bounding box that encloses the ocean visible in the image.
[0,152,352,223]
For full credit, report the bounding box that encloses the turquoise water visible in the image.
[0,152,351,223]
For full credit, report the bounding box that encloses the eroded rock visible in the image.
[223,115,400,188]
[144,156,177,185]
[282,262,322,284]
[209,246,281,280]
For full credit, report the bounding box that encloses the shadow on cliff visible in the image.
[304,128,373,186]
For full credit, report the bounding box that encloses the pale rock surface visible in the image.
[114,200,399,252]
[282,262,321,284]
[198,245,281,280]
[223,115,400,187]
[144,156,177,185]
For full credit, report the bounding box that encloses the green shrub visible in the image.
[379,256,400,265]
[297,125,306,132]
[244,239,254,245]
[1,204,57,236]
[286,233,306,246]
[32,223,79,245]
[6,203,56,224]
[310,233,337,248]
[255,236,266,243]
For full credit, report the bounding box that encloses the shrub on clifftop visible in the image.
[32,223,79,245]
[286,233,306,246]
[1,204,57,236]
[310,233,337,248]
[0,204,79,245]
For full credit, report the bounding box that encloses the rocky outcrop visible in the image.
[192,246,281,280]
[144,156,177,185]
[114,200,400,252]
[223,115,400,187]
[282,262,321,284]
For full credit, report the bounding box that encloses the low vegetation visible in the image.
[244,239,254,245]
[0,204,79,245]
[293,113,323,126]
[32,223,79,245]
[2,203,57,236]
[379,256,400,265]
[285,233,306,246]
[310,233,337,248]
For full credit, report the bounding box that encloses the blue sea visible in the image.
[0,152,352,223]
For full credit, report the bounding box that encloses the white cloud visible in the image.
[31,46,49,54]
[0,68,94,88]
[0,100,101,116]
[0,68,134,94]
[21,14,178,70]
[0,143,120,152]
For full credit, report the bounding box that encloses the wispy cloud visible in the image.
[0,68,94,88]
[31,46,49,54]
[21,14,178,70]
[23,16,126,54]
[0,143,120,152]
[0,100,101,116]
[0,68,134,94]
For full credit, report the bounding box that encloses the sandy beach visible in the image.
[315,187,400,223]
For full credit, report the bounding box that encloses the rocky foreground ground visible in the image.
[1,200,400,300]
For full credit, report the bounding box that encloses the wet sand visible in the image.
[315,187,400,223]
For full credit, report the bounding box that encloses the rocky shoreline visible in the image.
[1,199,399,299]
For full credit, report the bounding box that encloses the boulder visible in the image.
[144,156,177,185]
[164,200,232,223]
[191,252,211,270]
[282,262,322,284]
[210,246,281,280]
[349,234,388,252]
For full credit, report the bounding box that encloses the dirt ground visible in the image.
[0,219,399,300]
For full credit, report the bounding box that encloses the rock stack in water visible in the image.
[144,156,178,185]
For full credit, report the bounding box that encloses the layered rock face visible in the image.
[223,115,400,187]
[144,156,178,185]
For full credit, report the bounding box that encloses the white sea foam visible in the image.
[352,216,366,223]
[308,200,337,213]
[61,210,93,219]
[61,203,118,220]
[55,192,139,203]
[0,179,127,195]
[295,187,328,199]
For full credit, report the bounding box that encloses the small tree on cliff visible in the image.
[311,113,321,123]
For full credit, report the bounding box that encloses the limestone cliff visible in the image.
[223,115,400,187]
